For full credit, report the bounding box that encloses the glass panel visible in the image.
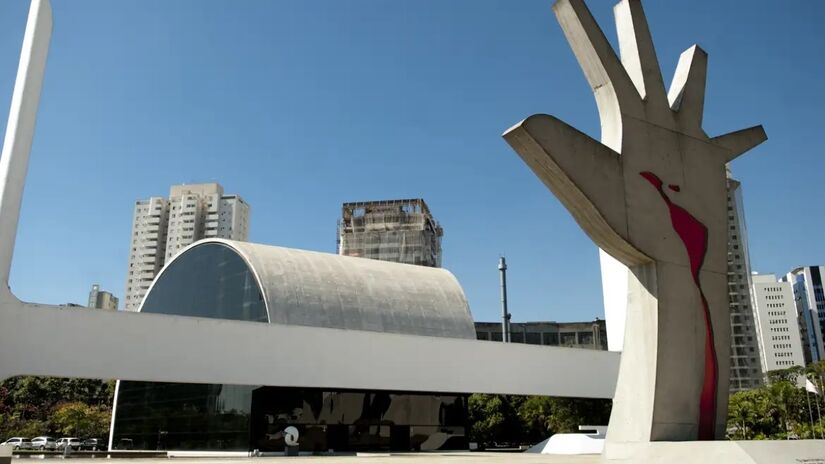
[141,243,267,322]
[111,381,253,451]
[115,244,267,452]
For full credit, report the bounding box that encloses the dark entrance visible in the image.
[326,425,348,452]
[390,425,411,451]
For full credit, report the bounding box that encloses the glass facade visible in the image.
[112,383,467,452]
[112,382,254,451]
[112,242,469,452]
[250,387,467,452]
[141,242,267,322]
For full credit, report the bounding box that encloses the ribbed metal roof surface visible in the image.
[156,239,476,340]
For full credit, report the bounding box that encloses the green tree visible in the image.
[518,396,554,443]
[542,398,611,435]
[728,389,761,439]
[467,394,522,446]
[0,376,115,439]
[51,402,111,438]
[766,365,804,384]
[726,363,825,440]
[468,395,611,447]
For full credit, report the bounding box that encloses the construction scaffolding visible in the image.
[337,198,443,268]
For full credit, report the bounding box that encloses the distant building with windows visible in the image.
[87,284,118,310]
[123,183,249,311]
[783,266,825,364]
[751,274,805,372]
[474,319,607,351]
[337,199,443,268]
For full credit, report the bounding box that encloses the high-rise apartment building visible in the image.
[337,199,443,267]
[124,183,250,311]
[751,274,806,371]
[600,173,764,392]
[87,284,118,310]
[783,266,825,364]
[726,177,763,391]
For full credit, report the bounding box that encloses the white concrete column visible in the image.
[0,0,52,293]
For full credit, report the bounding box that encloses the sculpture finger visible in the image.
[614,0,668,110]
[503,114,646,266]
[668,45,707,134]
[711,125,767,162]
[553,0,643,131]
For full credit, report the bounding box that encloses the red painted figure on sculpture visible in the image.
[640,171,718,441]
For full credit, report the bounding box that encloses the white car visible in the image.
[31,436,56,451]
[55,437,80,451]
[1,437,32,450]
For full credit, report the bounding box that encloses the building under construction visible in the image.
[337,199,443,267]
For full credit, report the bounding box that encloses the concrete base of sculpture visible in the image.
[0,445,11,464]
[603,439,825,463]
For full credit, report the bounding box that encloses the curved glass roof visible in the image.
[141,240,475,339]
[141,242,267,322]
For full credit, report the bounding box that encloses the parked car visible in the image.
[55,437,81,451]
[0,437,32,450]
[81,438,107,451]
[31,436,56,451]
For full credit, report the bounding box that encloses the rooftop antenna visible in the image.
[498,256,511,343]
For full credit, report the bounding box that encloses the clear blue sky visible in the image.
[0,0,822,323]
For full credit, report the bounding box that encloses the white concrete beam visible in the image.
[0,301,619,399]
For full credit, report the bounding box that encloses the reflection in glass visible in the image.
[249,387,468,452]
[114,385,468,453]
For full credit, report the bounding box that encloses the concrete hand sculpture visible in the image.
[503,0,766,444]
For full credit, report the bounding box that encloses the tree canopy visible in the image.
[0,377,114,440]
[727,367,824,440]
[468,394,611,447]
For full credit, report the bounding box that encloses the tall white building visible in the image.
[783,266,825,364]
[726,178,763,391]
[124,183,250,311]
[600,173,764,392]
[751,274,805,371]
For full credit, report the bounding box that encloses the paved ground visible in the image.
[15,453,600,463]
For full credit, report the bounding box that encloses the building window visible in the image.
[543,333,559,346]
